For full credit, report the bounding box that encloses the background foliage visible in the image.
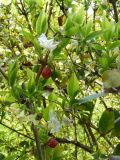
[0,0,120,159]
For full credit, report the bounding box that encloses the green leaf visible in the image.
[12,0,17,4]
[92,43,106,52]
[99,109,114,134]
[85,31,102,41]
[33,38,42,53]
[64,0,72,6]
[22,30,34,42]
[38,127,48,142]
[26,69,36,94]
[0,153,5,160]
[52,146,64,160]
[36,12,48,36]
[67,73,79,98]
[99,57,109,70]
[64,8,85,36]
[102,69,120,89]
[22,30,41,53]
[75,102,94,119]
[82,21,93,38]
[107,40,120,51]
[112,110,120,138]
[4,155,17,160]
[64,7,85,36]
[113,144,120,155]
[72,92,106,105]
[43,107,50,121]
[12,85,23,100]
[52,38,70,57]
[8,61,17,87]
[64,16,79,36]
[73,7,85,25]
[101,18,115,41]
[35,0,44,7]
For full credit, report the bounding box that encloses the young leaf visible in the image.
[26,69,36,94]
[85,31,102,41]
[36,12,48,36]
[72,92,106,105]
[107,40,120,51]
[67,73,79,99]
[99,109,114,135]
[101,18,115,41]
[83,21,93,38]
[8,61,17,87]
[52,38,70,57]
[22,30,41,53]
[22,30,34,42]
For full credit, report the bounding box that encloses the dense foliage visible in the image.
[0,0,120,159]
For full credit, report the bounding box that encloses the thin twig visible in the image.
[110,0,118,23]
[19,0,33,32]
[32,123,44,160]
[0,121,34,140]
[56,137,93,153]
[73,109,78,160]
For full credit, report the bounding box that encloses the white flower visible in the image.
[38,33,59,52]
[48,110,61,134]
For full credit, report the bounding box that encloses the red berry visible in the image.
[48,138,58,148]
[41,67,52,79]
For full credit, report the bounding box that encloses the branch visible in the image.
[110,0,119,22]
[32,123,44,160]
[19,0,33,32]
[47,0,53,28]
[0,121,34,140]
[73,109,78,159]
[56,137,93,153]
[26,101,43,160]
[85,122,98,148]
[90,123,114,148]
[55,0,67,17]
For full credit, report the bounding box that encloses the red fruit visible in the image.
[41,67,52,79]
[48,138,58,148]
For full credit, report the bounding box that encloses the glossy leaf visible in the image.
[72,92,106,105]
[22,30,41,53]
[52,38,70,57]
[36,12,48,36]
[99,109,114,134]
[67,73,79,99]
[8,61,17,87]
[27,69,36,94]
